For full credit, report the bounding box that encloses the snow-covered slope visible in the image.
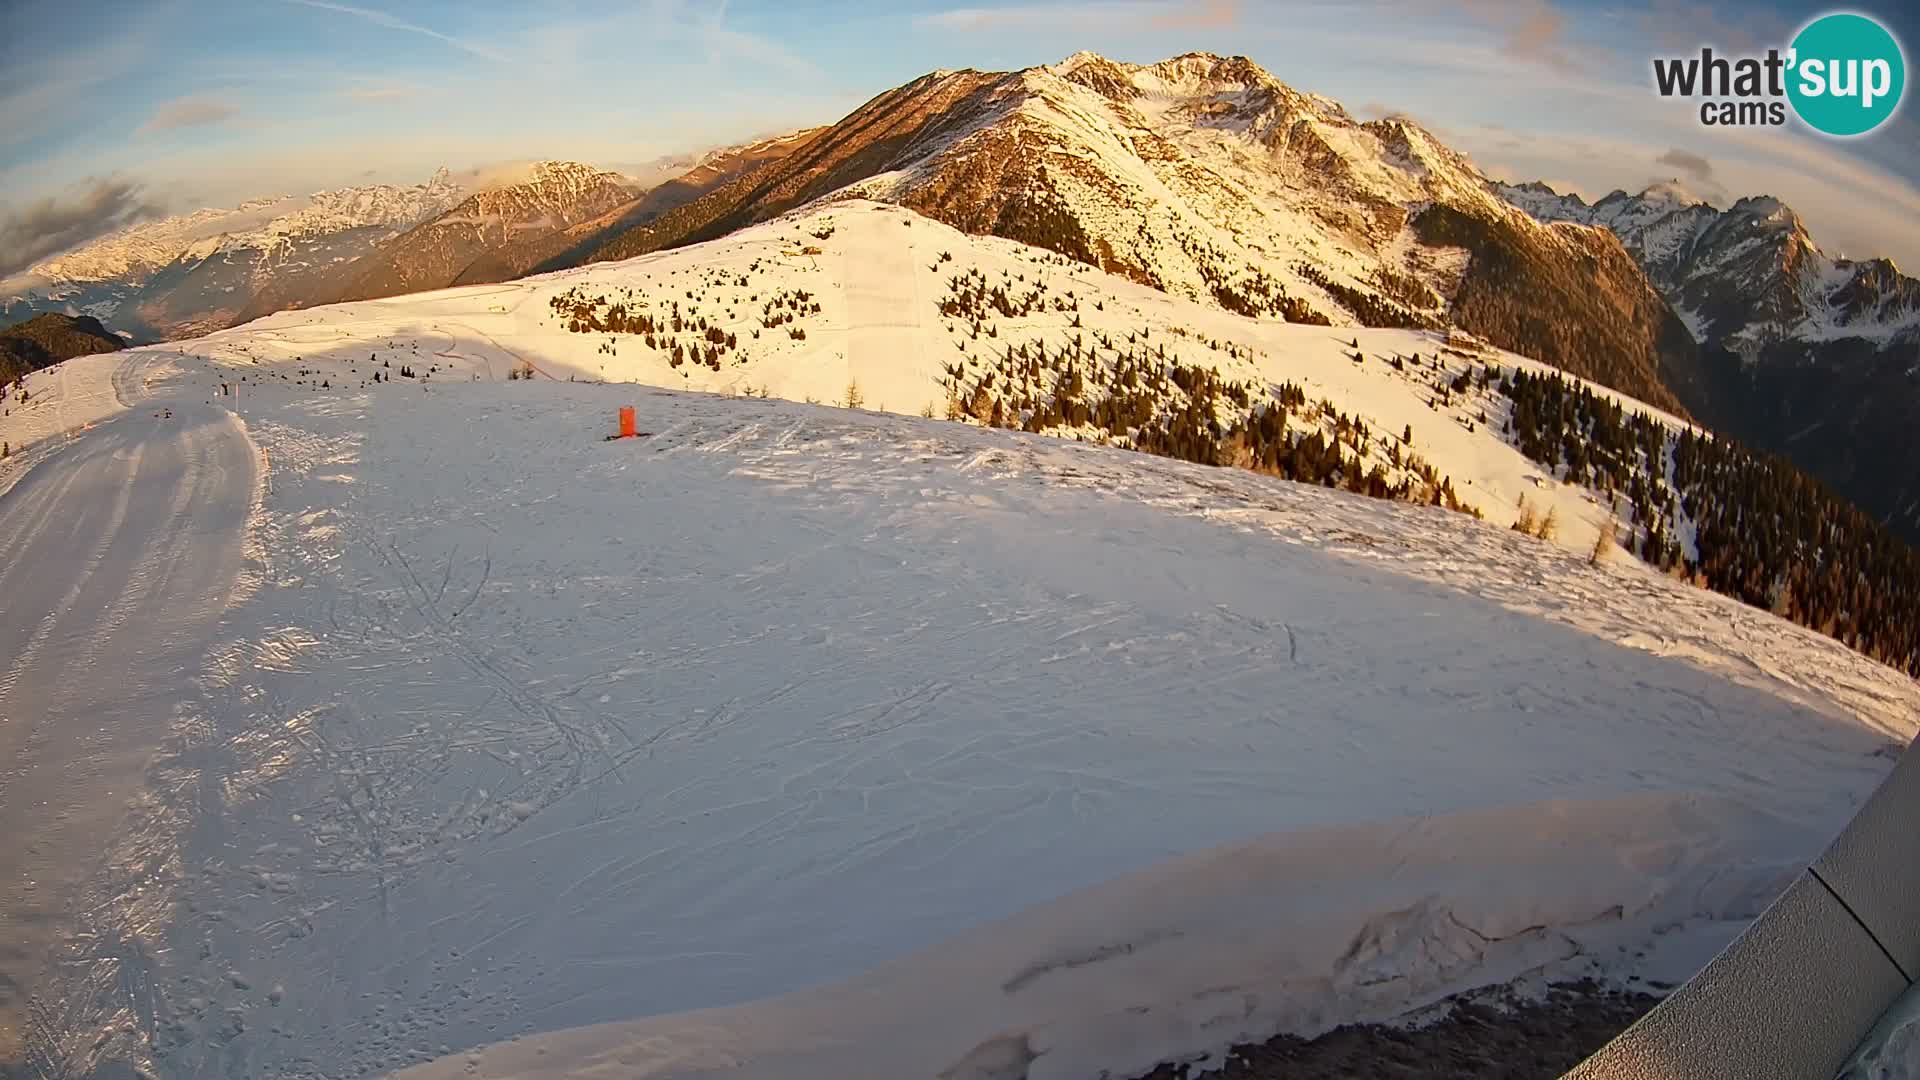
[390,796,1826,1080]
[0,351,136,499]
[8,282,1914,1078]
[174,200,1694,559]
[1845,981,1920,1079]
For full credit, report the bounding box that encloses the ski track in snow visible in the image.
[0,358,255,1069]
[1,202,1917,1079]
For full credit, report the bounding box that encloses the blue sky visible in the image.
[3,0,1918,268]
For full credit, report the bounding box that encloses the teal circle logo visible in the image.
[1787,12,1906,136]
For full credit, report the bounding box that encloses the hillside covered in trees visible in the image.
[1496,366,1920,677]
[0,313,126,386]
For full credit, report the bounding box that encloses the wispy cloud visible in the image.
[140,97,241,133]
[0,0,182,149]
[639,0,827,82]
[1636,0,1795,53]
[1655,146,1715,184]
[478,0,825,85]
[281,0,510,64]
[0,177,165,277]
[1153,0,1237,29]
[345,81,416,104]
[697,20,825,81]
[916,0,1238,33]
[1452,0,1574,68]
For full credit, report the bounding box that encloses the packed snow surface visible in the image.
[1,202,1916,1080]
[0,361,257,1067]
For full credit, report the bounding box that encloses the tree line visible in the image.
[1499,366,1920,676]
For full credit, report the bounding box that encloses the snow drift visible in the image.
[394,793,1811,1080]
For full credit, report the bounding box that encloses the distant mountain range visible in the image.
[451,130,825,286]
[0,136,811,344]
[1495,179,1920,540]
[1498,180,1920,351]
[3,172,465,341]
[318,161,638,304]
[7,50,1918,545]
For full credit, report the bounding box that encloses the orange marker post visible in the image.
[618,406,636,439]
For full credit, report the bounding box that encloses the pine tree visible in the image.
[1589,518,1615,565]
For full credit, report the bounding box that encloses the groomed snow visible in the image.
[0,351,174,499]
[4,205,1917,1079]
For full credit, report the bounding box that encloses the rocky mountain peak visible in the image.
[526,159,614,184]
[1637,178,1711,209]
[569,51,1694,415]
[448,162,631,225]
[1050,51,1141,100]
[1139,51,1278,93]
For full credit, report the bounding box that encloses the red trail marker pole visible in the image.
[618,406,636,439]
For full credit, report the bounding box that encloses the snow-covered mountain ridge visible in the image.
[434,161,630,229]
[316,161,641,306]
[1,170,467,342]
[0,136,821,344]
[577,52,1694,416]
[21,170,463,285]
[198,169,465,266]
[1495,179,1920,352]
[1495,179,1920,545]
